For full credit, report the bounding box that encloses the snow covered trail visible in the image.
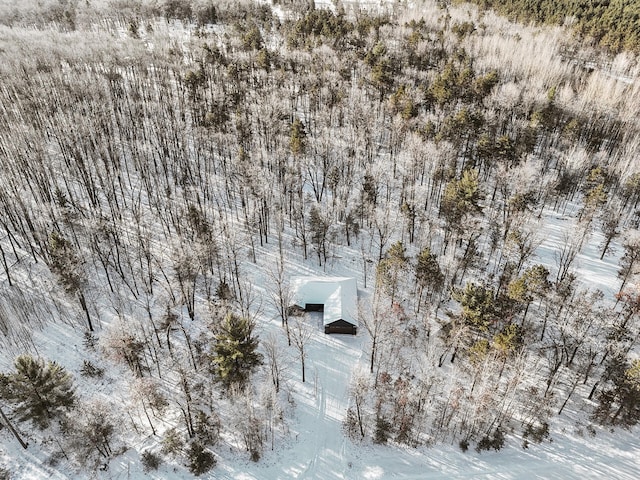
[216,319,362,480]
[297,330,357,480]
[0,443,70,480]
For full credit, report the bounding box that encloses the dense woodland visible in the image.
[1,0,640,477]
[465,0,640,54]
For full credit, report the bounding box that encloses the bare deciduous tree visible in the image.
[289,317,312,383]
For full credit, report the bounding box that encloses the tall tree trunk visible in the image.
[370,336,377,373]
[0,242,11,286]
[141,400,156,436]
[78,292,94,332]
[0,405,28,449]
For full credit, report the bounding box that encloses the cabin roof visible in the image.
[290,276,358,326]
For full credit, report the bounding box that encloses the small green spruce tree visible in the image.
[0,355,76,429]
[212,314,263,389]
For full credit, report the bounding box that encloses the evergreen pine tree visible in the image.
[492,323,524,359]
[290,118,307,156]
[415,247,444,300]
[594,355,640,426]
[507,264,550,322]
[0,355,76,430]
[376,241,408,305]
[440,169,483,233]
[212,314,263,389]
[452,283,498,332]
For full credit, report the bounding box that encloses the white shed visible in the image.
[290,277,358,334]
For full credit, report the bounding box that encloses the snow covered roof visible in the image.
[290,276,358,327]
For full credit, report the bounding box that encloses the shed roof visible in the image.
[290,276,358,327]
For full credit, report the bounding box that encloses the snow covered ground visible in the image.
[3,210,640,480]
[1,3,640,476]
[214,318,640,480]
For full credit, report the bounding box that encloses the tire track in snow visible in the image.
[304,383,327,476]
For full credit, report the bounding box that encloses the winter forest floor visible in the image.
[2,0,640,478]
[2,204,640,479]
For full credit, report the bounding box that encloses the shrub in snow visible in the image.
[161,427,185,457]
[459,438,470,452]
[141,450,161,472]
[194,410,221,446]
[342,407,362,440]
[522,422,550,448]
[249,449,260,462]
[216,280,233,301]
[80,360,104,378]
[476,427,505,452]
[187,441,216,476]
[83,332,97,350]
[61,400,117,465]
[373,415,392,444]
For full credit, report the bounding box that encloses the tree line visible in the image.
[461,0,640,54]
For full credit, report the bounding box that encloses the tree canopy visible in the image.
[465,0,640,53]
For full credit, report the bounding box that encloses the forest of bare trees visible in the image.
[1,0,640,476]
